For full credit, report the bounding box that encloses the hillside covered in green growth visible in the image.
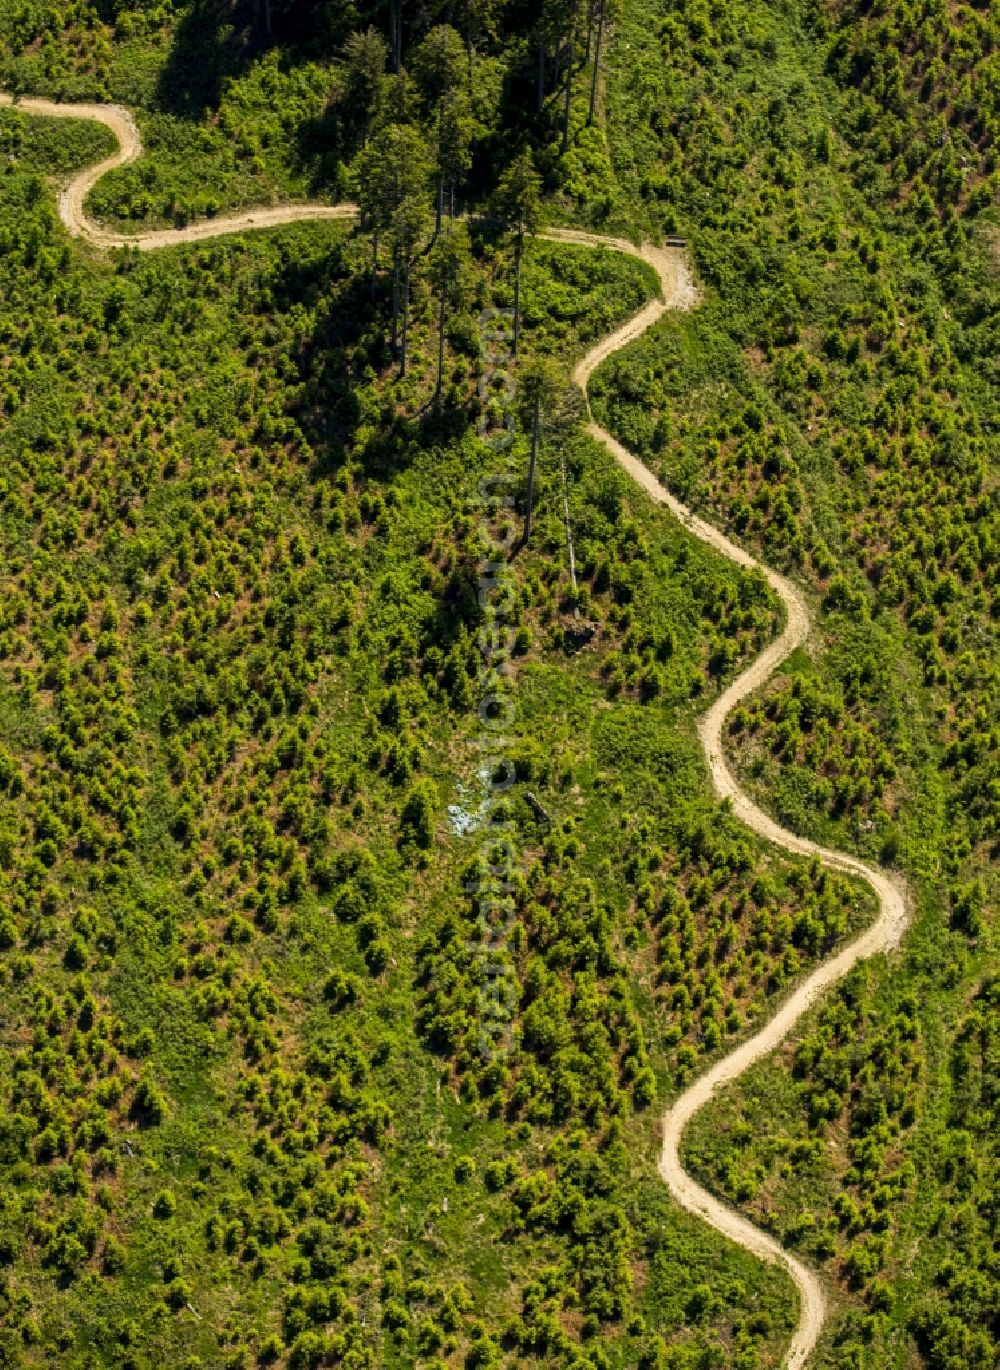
[0,0,998,1368]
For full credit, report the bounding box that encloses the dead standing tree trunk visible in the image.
[536,30,546,114]
[401,254,411,376]
[516,356,564,549]
[561,30,575,154]
[560,451,578,594]
[588,0,605,125]
[436,285,447,399]
[524,402,540,544]
[389,0,402,72]
[391,243,400,356]
[513,229,523,358]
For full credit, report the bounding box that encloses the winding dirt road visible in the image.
[0,92,356,250]
[4,93,910,1368]
[551,229,909,1369]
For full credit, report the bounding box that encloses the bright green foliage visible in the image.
[0,105,825,1369]
[1,0,999,1365]
[589,0,1000,1364]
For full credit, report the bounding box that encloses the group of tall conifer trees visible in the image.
[334,4,608,544]
[340,1,612,374]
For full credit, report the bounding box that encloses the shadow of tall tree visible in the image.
[153,0,263,116]
[153,0,365,117]
[262,227,479,485]
[290,100,350,198]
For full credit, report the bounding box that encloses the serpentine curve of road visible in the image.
[3,89,911,1369]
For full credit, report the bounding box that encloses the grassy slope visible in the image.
[3,0,999,1365]
[593,1,1000,1366]
[0,103,870,1369]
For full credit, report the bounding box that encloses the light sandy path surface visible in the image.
[5,96,911,1369]
[0,91,356,250]
[548,227,909,1369]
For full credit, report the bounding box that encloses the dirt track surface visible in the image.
[4,94,911,1369]
[0,92,356,250]
[552,227,909,1369]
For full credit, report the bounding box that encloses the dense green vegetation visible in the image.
[0,91,874,1369]
[591,0,1000,1365]
[0,107,115,171]
[2,0,999,1366]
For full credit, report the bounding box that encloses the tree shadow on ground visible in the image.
[154,0,264,117]
[153,0,358,118]
[265,228,477,486]
[289,101,354,200]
